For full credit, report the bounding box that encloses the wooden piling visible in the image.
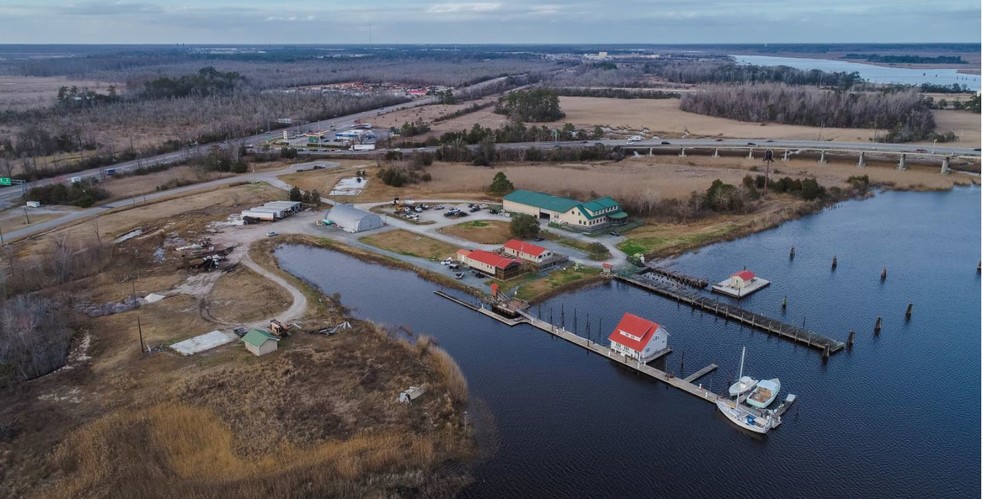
[831,256,837,270]
[905,303,913,320]
[822,344,830,359]
[781,295,787,311]
[847,330,856,348]
[789,246,795,260]
[874,316,882,334]
[881,267,887,281]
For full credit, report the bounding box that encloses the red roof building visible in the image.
[457,249,524,280]
[730,270,757,289]
[608,312,669,362]
[502,239,552,263]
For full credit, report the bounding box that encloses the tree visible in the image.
[488,171,515,195]
[289,186,302,202]
[510,213,540,239]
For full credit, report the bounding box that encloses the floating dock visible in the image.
[711,277,771,298]
[645,266,709,289]
[614,275,845,354]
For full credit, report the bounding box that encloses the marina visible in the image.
[614,273,846,355]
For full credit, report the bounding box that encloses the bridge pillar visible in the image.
[782,150,790,161]
[857,152,865,168]
[941,155,951,174]
[713,148,719,158]
[818,150,827,164]
[898,153,907,170]
[747,148,754,160]
[648,148,653,156]
[679,148,686,157]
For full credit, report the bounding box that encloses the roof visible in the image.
[503,239,547,257]
[504,189,580,213]
[466,249,521,269]
[608,312,662,352]
[580,196,620,213]
[326,204,378,224]
[457,249,472,257]
[243,329,278,348]
[733,270,756,280]
[607,211,628,219]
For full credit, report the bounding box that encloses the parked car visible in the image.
[472,270,485,278]
[661,141,671,145]
[312,165,325,170]
[441,258,452,266]
[609,231,620,237]
[434,205,445,210]
[746,142,757,146]
[915,149,928,153]
[469,206,480,213]
[267,231,278,237]
[448,263,460,270]
[533,236,545,242]
[454,272,465,279]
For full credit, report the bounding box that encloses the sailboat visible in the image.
[716,347,779,434]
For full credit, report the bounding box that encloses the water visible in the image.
[276,187,981,498]
[732,54,981,91]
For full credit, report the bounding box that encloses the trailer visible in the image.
[240,209,277,221]
[351,144,376,151]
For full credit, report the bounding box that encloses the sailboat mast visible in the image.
[737,347,746,401]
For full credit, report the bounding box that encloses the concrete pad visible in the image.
[329,177,368,196]
[170,330,237,356]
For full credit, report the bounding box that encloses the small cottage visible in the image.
[243,328,279,356]
[729,270,757,289]
[608,312,669,362]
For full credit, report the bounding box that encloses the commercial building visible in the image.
[324,204,384,233]
[241,200,302,222]
[608,312,669,362]
[502,239,553,264]
[456,249,524,280]
[502,189,627,228]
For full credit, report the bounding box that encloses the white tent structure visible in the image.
[325,204,383,233]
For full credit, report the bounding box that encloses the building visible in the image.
[457,249,524,280]
[608,312,669,362]
[729,270,757,289]
[503,189,628,228]
[242,328,279,356]
[241,200,302,223]
[325,204,384,233]
[502,239,553,263]
[711,270,771,299]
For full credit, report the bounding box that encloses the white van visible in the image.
[70,176,82,184]
[626,135,643,143]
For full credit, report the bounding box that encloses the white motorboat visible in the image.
[746,378,781,409]
[728,375,758,397]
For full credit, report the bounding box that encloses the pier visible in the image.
[433,290,796,426]
[645,266,709,288]
[614,275,846,354]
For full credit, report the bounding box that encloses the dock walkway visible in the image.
[645,266,709,288]
[615,275,845,355]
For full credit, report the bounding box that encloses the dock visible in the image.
[615,275,845,354]
[645,266,709,288]
[683,363,718,383]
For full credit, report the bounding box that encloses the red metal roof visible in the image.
[733,270,756,280]
[607,312,661,352]
[503,239,547,257]
[467,249,520,269]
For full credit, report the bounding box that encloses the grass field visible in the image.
[360,229,460,261]
[440,220,512,244]
[500,265,604,302]
[207,267,293,323]
[0,75,117,112]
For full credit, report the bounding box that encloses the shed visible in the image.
[242,328,279,356]
[325,204,384,233]
[608,312,669,362]
[730,270,756,289]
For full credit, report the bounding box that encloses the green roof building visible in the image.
[503,189,627,228]
[242,328,279,356]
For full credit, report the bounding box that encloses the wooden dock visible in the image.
[615,275,845,355]
[683,363,718,383]
[645,266,709,288]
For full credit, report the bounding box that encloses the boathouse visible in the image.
[457,249,524,280]
[730,270,756,288]
[711,270,771,298]
[502,239,552,263]
[608,312,669,362]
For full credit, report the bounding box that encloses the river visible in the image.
[732,54,981,91]
[277,186,981,498]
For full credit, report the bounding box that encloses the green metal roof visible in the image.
[608,211,628,219]
[243,329,278,348]
[504,189,580,213]
[580,196,620,213]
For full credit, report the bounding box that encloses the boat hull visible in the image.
[746,378,781,409]
[728,376,758,397]
[716,399,772,434]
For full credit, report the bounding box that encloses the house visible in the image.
[457,249,524,280]
[729,270,757,289]
[502,239,552,263]
[325,204,384,233]
[608,312,669,362]
[242,328,279,356]
[503,189,628,228]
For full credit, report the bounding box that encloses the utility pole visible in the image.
[137,316,145,353]
[763,149,774,198]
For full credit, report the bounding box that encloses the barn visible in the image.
[325,204,384,233]
[608,312,669,362]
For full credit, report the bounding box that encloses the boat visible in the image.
[746,378,781,409]
[717,347,779,434]
[728,375,758,397]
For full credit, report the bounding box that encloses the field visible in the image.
[206,267,293,324]
[499,265,604,302]
[440,220,512,244]
[360,229,460,261]
[0,75,117,111]
[101,166,234,202]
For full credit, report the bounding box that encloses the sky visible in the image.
[0,0,979,44]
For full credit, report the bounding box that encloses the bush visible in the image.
[488,172,514,195]
[510,213,540,239]
[24,181,109,207]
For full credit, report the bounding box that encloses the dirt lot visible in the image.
[0,76,117,112]
[278,160,374,195]
[360,229,460,261]
[439,220,512,244]
[373,96,500,132]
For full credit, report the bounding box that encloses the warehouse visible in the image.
[503,189,627,228]
[325,204,384,233]
[241,200,301,223]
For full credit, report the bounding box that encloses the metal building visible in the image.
[325,204,384,233]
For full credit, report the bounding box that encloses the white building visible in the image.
[242,329,279,357]
[608,312,669,362]
[325,204,384,233]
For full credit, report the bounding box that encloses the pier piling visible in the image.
[781,295,787,312]
[789,246,795,260]
[831,256,838,271]
[881,267,887,281]
[874,316,882,335]
[905,303,913,320]
[847,330,856,348]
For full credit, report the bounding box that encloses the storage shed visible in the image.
[242,328,279,356]
[325,204,384,233]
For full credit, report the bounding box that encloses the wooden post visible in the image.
[905,303,913,320]
[880,267,887,281]
[831,256,837,271]
[822,344,830,360]
[781,295,787,311]
[847,330,856,348]
[874,316,882,334]
[789,246,795,260]
[137,316,145,354]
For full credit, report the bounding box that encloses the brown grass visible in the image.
[206,267,293,324]
[440,220,512,244]
[0,76,117,112]
[101,166,232,202]
[360,229,461,260]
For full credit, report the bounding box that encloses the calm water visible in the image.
[732,54,981,91]
[277,186,981,498]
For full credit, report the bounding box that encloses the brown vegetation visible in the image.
[360,229,461,261]
[206,267,292,324]
[440,220,512,244]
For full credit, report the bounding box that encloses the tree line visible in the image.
[644,60,864,89]
[679,84,937,142]
[494,88,565,122]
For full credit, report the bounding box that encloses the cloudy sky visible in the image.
[0,1,979,44]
